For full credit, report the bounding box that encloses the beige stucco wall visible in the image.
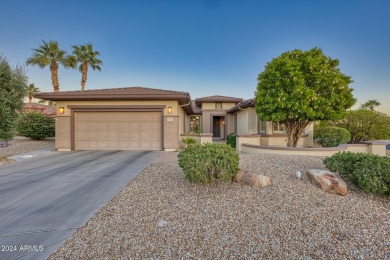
[227,114,234,134]
[163,115,179,151]
[236,110,248,134]
[201,102,236,110]
[236,135,261,151]
[179,107,185,134]
[222,102,236,110]
[201,111,212,134]
[369,143,387,156]
[201,103,216,110]
[260,135,312,147]
[55,116,71,151]
[198,102,236,137]
[258,123,313,147]
[247,108,257,134]
[54,100,181,151]
[241,145,340,156]
[240,143,386,157]
[265,121,273,134]
[234,110,276,135]
[201,110,227,134]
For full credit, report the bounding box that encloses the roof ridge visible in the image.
[196,94,242,100]
[41,86,188,95]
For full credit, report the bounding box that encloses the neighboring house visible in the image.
[34,86,313,151]
[23,103,57,117]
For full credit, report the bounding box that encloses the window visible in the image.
[215,102,222,109]
[258,118,266,133]
[189,116,200,133]
[273,123,286,133]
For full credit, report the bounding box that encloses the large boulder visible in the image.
[235,170,271,188]
[306,169,348,196]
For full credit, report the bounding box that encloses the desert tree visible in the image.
[255,47,356,147]
[360,99,381,111]
[0,55,27,145]
[332,109,390,143]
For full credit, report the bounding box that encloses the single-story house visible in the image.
[34,86,313,151]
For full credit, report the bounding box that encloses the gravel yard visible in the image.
[0,137,55,165]
[50,153,389,259]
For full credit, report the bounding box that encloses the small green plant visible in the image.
[226,133,236,148]
[178,143,239,183]
[181,137,197,148]
[314,125,351,147]
[17,112,55,140]
[324,152,390,195]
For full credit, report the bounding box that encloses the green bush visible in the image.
[332,109,390,143]
[314,125,351,147]
[17,112,55,140]
[226,133,236,148]
[324,152,390,195]
[181,137,197,148]
[178,143,239,183]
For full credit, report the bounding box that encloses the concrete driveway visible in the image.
[0,150,159,260]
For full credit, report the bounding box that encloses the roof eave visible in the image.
[33,93,191,103]
[195,99,243,106]
[227,104,255,114]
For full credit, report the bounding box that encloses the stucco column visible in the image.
[163,115,179,151]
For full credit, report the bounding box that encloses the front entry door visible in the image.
[213,117,221,138]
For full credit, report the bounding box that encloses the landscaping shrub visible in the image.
[314,125,351,147]
[324,152,390,195]
[226,133,236,148]
[181,137,197,148]
[17,112,55,139]
[178,143,239,183]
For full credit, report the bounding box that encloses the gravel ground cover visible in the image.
[50,153,389,259]
[0,137,55,165]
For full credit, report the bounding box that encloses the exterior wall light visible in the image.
[59,107,65,114]
[168,107,173,114]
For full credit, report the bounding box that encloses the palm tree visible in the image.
[26,40,76,92]
[26,83,40,103]
[360,99,381,111]
[72,44,102,91]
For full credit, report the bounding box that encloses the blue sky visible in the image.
[1,0,389,114]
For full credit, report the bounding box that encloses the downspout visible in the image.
[176,100,192,151]
[179,100,191,108]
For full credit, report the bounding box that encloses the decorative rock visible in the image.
[158,220,168,227]
[295,171,302,180]
[306,169,348,196]
[235,170,271,188]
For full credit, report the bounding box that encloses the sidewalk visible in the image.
[8,147,58,162]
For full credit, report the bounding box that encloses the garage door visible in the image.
[74,111,162,150]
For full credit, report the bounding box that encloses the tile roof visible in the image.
[34,86,191,106]
[226,98,255,113]
[190,100,202,114]
[195,95,243,106]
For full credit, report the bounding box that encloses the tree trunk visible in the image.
[50,60,59,92]
[285,120,310,147]
[28,94,32,103]
[81,61,88,91]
